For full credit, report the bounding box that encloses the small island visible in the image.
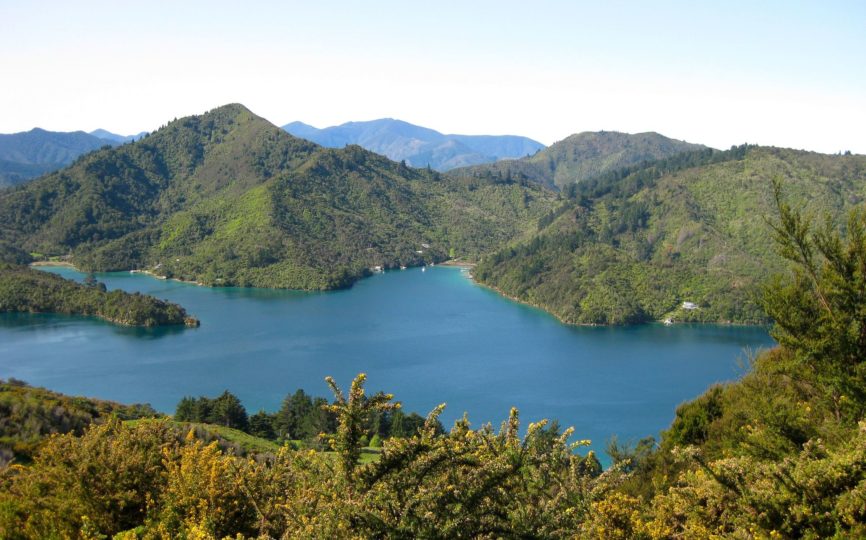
[0,263,199,327]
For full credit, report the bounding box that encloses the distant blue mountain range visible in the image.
[283,118,545,171]
[0,128,145,187]
[89,129,148,144]
[0,118,542,188]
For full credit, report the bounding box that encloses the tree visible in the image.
[274,389,313,440]
[174,396,196,422]
[248,410,276,440]
[210,390,248,431]
[764,180,866,421]
[389,409,406,437]
[324,373,399,481]
[82,272,106,291]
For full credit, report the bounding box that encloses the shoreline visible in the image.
[22,263,199,327]
[470,275,767,329]
[133,269,205,286]
[29,261,76,268]
[30,260,764,328]
[471,278,582,326]
[31,262,207,287]
[437,260,476,268]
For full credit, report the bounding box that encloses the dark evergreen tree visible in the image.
[210,391,248,431]
[389,409,406,437]
[248,410,276,440]
[274,389,313,440]
[763,180,866,422]
[174,397,196,422]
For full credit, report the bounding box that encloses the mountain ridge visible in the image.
[282,118,545,171]
[89,128,148,144]
[473,144,866,324]
[0,103,558,290]
[453,130,705,189]
[0,128,113,187]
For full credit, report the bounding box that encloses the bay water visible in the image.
[0,266,774,457]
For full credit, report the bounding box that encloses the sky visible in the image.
[1,0,864,153]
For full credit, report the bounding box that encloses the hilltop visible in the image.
[453,130,704,189]
[282,118,545,171]
[473,145,866,324]
[88,128,147,144]
[0,104,557,289]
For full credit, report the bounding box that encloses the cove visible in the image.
[0,266,774,457]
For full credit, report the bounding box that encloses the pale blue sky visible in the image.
[1,0,863,152]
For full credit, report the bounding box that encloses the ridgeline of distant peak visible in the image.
[0,128,110,188]
[89,128,148,144]
[0,103,557,289]
[452,130,705,189]
[0,127,144,188]
[282,118,545,171]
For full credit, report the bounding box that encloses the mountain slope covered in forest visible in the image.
[473,146,866,324]
[453,131,704,189]
[0,104,557,289]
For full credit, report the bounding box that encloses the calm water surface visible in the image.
[0,266,774,457]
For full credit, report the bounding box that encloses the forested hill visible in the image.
[0,263,198,327]
[0,104,558,289]
[473,145,866,325]
[452,130,704,189]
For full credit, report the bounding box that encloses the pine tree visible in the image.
[764,179,866,422]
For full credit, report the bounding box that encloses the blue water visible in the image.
[0,266,774,458]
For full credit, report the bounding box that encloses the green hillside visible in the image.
[473,146,866,325]
[0,379,160,465]
[126,418,283,456]
[0,263,198,326]
[0,104,557,289]
[453,130,704,189]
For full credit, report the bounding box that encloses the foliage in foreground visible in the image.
[0,375,608,539]
[175,386,437,446]
[599,184,866,538]
[0,379,159,466]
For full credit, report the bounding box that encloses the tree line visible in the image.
[174,387,442,447]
